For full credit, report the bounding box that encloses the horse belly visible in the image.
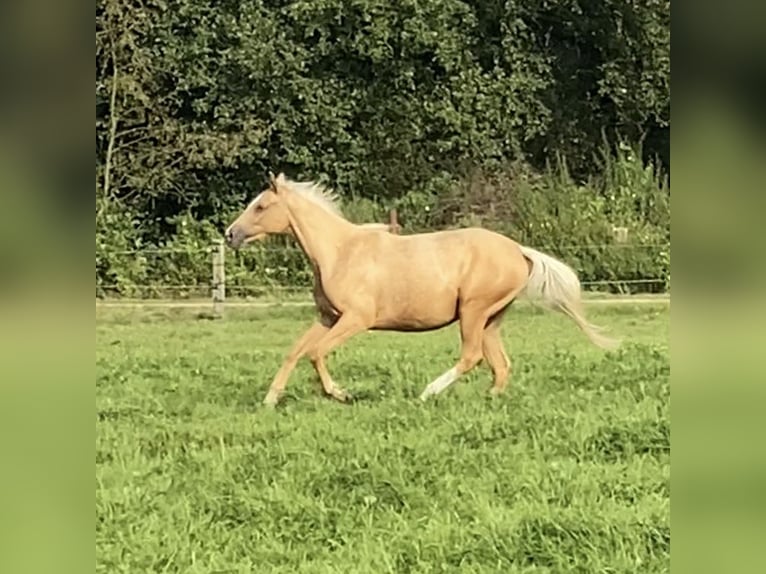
[372,315,458,332]
[372,284,458,332]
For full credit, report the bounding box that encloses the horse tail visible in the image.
[518,245,620,350]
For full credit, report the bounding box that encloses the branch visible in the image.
[98,39,119,221]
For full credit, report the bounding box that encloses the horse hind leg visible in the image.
[482,314,511,396]
[419,288,521,401]
[419,304,486,400]
[480,288,526,396]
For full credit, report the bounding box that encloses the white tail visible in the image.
[519,245,620,350]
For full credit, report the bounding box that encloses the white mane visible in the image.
[281,177,342,216]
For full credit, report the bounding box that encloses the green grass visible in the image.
[96,302,669,573]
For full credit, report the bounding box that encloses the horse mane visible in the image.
[277,175,395,233]
[279,176,343,216]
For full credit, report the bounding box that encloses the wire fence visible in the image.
[102,243,669,255]
[96,240,671,309]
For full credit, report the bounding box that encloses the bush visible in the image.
[390,142,669,293]
[95,142,669,297]
[97,0,669,244]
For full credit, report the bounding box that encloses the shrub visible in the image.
[96,143,669,297]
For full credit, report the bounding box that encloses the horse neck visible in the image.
[284,192,355,272]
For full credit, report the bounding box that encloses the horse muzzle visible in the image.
[224,226,245,249]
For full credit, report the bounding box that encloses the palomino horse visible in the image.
[225,173,618,407]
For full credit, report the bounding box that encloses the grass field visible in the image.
[96,301,669,573]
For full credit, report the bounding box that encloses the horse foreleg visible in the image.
[263,321,329,407]
[306,313,369,403]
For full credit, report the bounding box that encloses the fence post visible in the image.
[388,208,400,234]
[611,225,629,244]
[212,238,225,318]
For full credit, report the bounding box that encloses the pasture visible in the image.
[96,300,669,573]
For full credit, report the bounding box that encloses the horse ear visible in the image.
[271,172,287,193]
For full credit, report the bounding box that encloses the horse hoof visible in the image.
[328,388,353,403]
[262,395,279,408]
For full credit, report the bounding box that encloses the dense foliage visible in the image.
[96,0,670,295]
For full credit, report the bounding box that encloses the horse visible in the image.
[225,173,619,407]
